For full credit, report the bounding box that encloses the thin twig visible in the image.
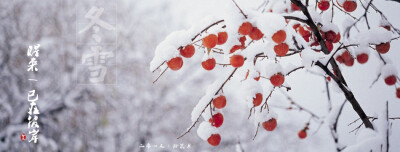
[261,90,274,113]
[253,122,260,140]
[152,68,168,83]
[191,20,225,41]
[286,66,305,76]
[369,73,381,88]
[152,61,165,73]
[232,0,248,19]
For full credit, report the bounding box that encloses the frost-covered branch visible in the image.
[291,0,374,129]
[150,0,400,148]
[344,0,374,37]
[151,19,225,73]
[177,68,238,139]
[329,100,347,151]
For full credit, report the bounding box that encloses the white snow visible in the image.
[320,22,340,33]
[301,48,327,68]
[353,45,370,55]
[355,28,393,46]
[197,121,219,141]
[264,62,284,78]
[241,79,264,108]
[252,12,287,41]
[150,16,222,71]
[254,108,277,127]
[380,63,398,78]
[325,102,343,128]
[342,129,383,152]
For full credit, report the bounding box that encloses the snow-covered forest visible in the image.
[0,0,400,152]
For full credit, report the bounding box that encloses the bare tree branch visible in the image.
[177,68,238,139]
[291,0,374,129]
